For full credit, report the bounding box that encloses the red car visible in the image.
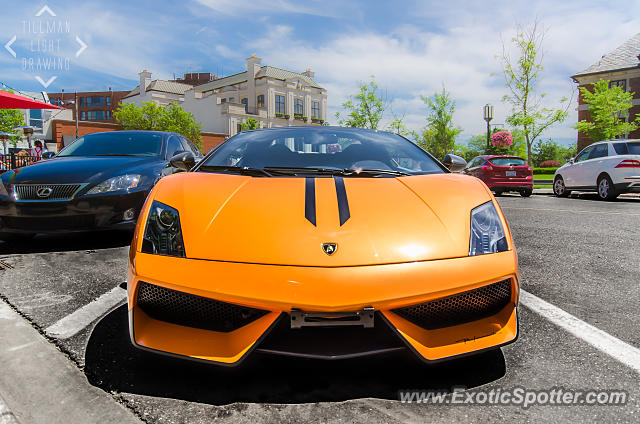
[463,155,533,197]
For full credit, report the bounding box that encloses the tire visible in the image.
[520,188,532,197]
[553,176,570,197]
[0,233,36,242]
[597,174,618,201]
[493,190,503,197]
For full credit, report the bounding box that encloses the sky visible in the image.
[2,0,640,146]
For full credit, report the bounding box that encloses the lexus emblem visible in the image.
[322,243,337,256]
[36,187,53,198]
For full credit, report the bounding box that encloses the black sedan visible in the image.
[0,130,202,240]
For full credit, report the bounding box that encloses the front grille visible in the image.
[14,184,83,201]
[136,281,269,333]
[392,279,512,330]
[1,215,94,231]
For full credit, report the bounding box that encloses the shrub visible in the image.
[539,159,561,167]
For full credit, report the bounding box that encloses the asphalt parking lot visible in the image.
[0,193,638,423]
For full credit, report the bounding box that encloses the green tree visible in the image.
[239,118,262,132]
[532,139,576,166]
[0,90,26,151]
[114,101,202,148]
[574,79,639,141]
[499,21,569,164]
[387,117,412,137]
[415,86,463,159]
[336,76,385,129]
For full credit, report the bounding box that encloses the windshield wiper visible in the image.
[263,167,410,177]
[198,165,273,177]
[341,168,410,177]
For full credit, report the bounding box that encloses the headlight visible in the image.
[469,201,508,256]
[87,174,141,195]
[141,201,185,257]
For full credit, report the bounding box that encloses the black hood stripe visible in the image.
[334,176,350,226]
[304,177,316,226]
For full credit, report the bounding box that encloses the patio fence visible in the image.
[0,154,41,172]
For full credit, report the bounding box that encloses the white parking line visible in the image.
[520,289,640,374]
[44,286,127,339]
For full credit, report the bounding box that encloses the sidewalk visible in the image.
[0,300,142,424]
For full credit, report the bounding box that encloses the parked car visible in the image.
[463,155,533,197]
[553,139,640,200]
[0,130,202,241]
[127,127,519,366]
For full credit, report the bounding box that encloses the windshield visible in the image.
[57,132,163,157]
[199,127,444,176]
[489,157,527,166]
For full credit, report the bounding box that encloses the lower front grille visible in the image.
[1,215,95,231]
[14,184,83,201]
[136,281,269,332]
[392,278,512,330]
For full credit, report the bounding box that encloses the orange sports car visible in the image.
[127,127,519,366]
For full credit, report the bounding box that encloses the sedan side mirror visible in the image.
[41,151,55,159]
[567,157,575,164]
[169,151,195,171]
[443,154,467,172]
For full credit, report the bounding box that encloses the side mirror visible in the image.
[169,151,195,171]
[443,154,467,172]
[567,157,575,164]
[41,152,55,159]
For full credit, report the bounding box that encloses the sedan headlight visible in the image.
[87,174,141,195]
[469,201,508,256]
[141,201,185,257]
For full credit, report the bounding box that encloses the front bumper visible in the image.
[0,189,149,234]
[128,251,519,366]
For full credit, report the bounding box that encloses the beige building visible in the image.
[122,55,327,137]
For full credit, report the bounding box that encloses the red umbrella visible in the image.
[0,90,64,109]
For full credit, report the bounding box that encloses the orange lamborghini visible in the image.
[127,127,519,366]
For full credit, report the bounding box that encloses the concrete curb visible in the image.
[0,299,142,424]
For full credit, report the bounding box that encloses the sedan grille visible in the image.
[136,281,269,333]
[14,184,83,201]
[392,279,512,330]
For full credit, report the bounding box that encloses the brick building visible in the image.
[572,33,640,151]
[47,90,129,123]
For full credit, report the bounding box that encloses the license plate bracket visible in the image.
[290,308,375,329]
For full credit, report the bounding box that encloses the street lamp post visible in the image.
[483,104,494,151]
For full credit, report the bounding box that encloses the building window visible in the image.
[275,95,285,114]
[228,97,235,103]
[29,109,43,130]
[106,110,111,120]
[257,94,264,108]
[81,111,86,120]
[79,97,84,106]
[87,110,105,120]
[294,98,303,116]
[311,101,320,119]
[221,98,227,103]
[241,97,248,112]
[86,96,104,106]
[610,80,626,91]
[106,96,111,106]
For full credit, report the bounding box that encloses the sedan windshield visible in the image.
[57,132,163,157]
[199,127,444,176]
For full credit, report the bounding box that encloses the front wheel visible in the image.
[553,176,570,197]
[597,175,618,201]
[520,188,532,197]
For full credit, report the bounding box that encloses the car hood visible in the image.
[2,156,160,185]
[150,172,494,266]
